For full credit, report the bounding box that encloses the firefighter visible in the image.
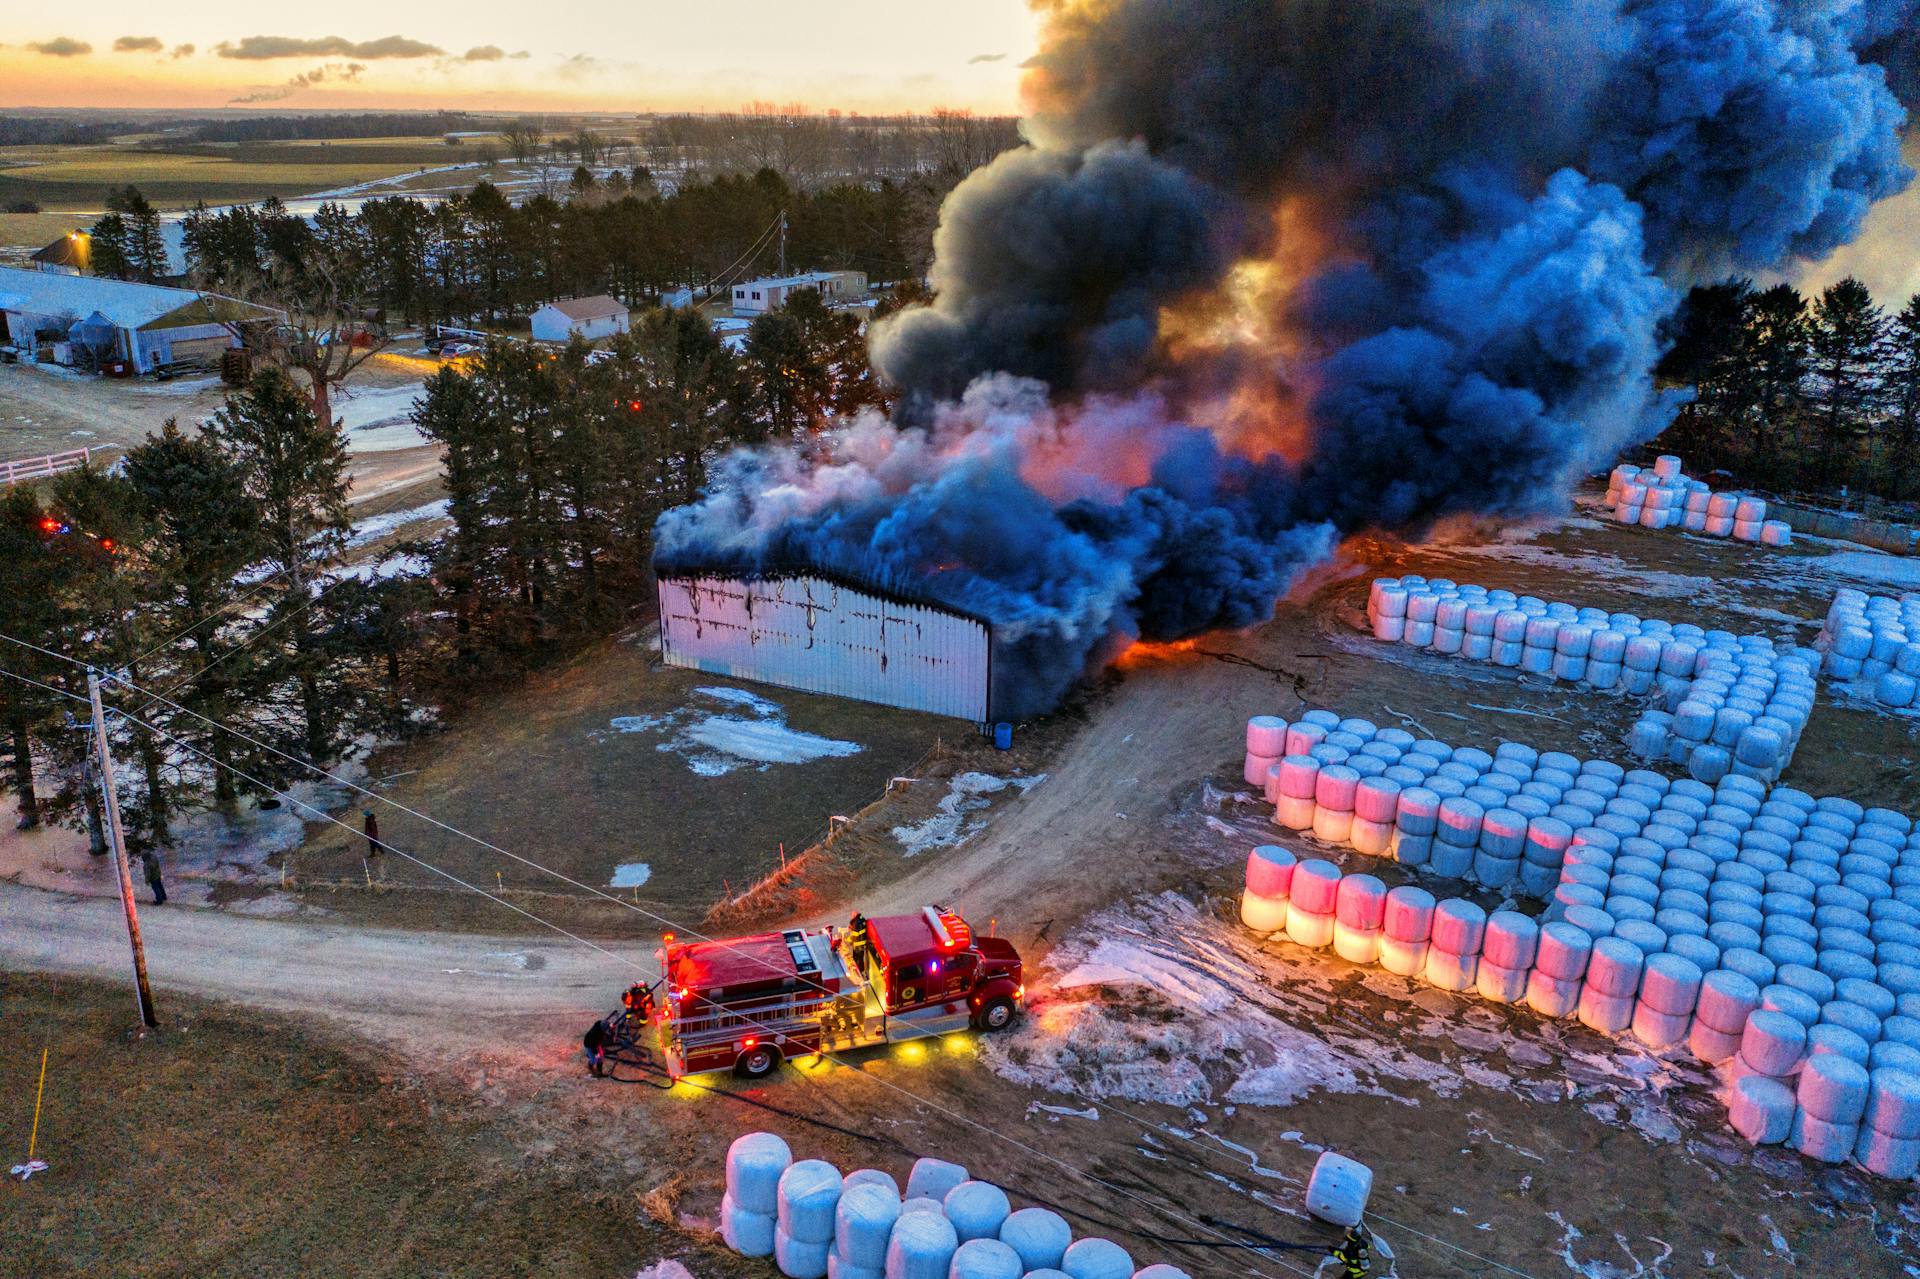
[1328,1222,1371,1278]
[846,913,872,973]
[141,849,167,905]
[623,983,655,1029]
[583,1018,609,1077]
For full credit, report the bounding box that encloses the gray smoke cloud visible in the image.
[659,0,1917,718]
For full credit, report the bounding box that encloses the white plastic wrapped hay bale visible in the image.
[844,1169,901,1198]
[1728,1075,1796,1145]
[1790,1109,1859,1163]
[1305,1151,1373,1227]
[1247,715,1289,758]
[837,1184,904,1271]
[998,1208,1071,1273]
[1738,1009,1808,1078]
[1244,750,1280,788]
[1060,1238,1134,1279]
[942,1182,1010,1244]
[778,1223,833,1279]
[1527,970,1582,1018]
[947,1238,1023,1279]
[1854,1126,1920,1178]
[1689,1019,1742,1063]
[1333,873,1387,964]
[886,1211,959,1279]
[1864,1067,1920,1139]
[1799,1053,1871,1124]
[780,1160,845,1246]
[729,1131,795,1216]
[905,1158,970,1204]
[1240,845,1297,934]
[725,1192,779,1258]
[1131,1267,1193,1279]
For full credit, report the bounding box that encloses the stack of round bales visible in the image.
[1605,460,1785,544]
[722,1144,1196,1279]
[1817,588,1920,706]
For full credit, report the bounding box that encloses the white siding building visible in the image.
[730,270,869,315]
[657,572,992,722]
[531,294,629,343]
[0,266,276,373]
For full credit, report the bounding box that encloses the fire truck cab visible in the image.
[653,906,1022,1079]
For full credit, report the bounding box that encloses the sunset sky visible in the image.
[0,2,1039,114]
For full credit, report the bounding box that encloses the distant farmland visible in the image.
[0,136,478,211]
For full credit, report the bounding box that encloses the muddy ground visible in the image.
[10,496,1920,1276]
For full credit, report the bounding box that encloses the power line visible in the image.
[5,638,1503,1273]
[17,671,1307,1279]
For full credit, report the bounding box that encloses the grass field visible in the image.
[0,974,719,1278]
[0,211,88,253]
[0,138,467,211]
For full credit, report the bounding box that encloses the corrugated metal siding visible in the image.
[658,575,990,722]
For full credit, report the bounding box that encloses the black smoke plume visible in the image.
[658,0,1915,718]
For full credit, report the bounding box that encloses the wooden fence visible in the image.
[0,447,95,488]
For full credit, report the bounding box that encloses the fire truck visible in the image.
[650,906,1023,1079]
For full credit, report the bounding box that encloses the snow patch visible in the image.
[601,686,862,775]
[347,499,450,548]
[1793,549,1920,589]
[891,772,1045,856]
[609,863,652,888]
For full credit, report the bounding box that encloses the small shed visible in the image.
[531,295,629,343]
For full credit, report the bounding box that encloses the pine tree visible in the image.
[1884,295,1920,498]
[1740,284,1814,483]
[1809,278,1889,491]
[0,489,70,830]
[121,422,265,809]
[204,369,352,761]
[87,211,132,280]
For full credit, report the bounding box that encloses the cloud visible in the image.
[171,43,195,59]
[28,37,91,57]
[216,34,442,60]
[462,45,505,61]
[230,61,365,103]
[968,52,1008,64]
[114,36,164,54]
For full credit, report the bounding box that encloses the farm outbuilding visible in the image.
[531,294,629,343]
[0,266,278,373]
[657,571,995,723]
[729,270,868,315]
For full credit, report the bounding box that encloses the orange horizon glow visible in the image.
[0,3,1037,117]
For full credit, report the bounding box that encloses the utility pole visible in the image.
[87,668,156,1028]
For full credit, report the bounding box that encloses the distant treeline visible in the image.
[179,169,940,323]
[187,113,485,143]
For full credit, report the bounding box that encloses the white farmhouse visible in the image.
[530,295,629,343]
[730,270,868,315]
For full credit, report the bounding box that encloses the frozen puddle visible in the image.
[609,863,652,888]
[892,772,1046,856]
[602,686,861,775]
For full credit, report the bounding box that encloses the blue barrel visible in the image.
[993,722,1013,750]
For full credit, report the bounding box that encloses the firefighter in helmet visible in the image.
[846,913,872,974]
[1329,1222,1371,1278]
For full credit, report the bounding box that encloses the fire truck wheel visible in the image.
[735,1045,782,1079]
[973,997,1017,1032]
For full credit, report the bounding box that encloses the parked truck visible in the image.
[648,906,1023,1079]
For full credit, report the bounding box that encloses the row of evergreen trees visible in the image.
[0,286,886,842]
[1658,277,1920,500]
[178,168,935,328]
[0,370,424,848]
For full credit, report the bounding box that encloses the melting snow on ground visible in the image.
[347,499,451,548]
[989,891,1694,1129]
[603,686,861,775]
[892,772,1046,856]
[335,384,430,452]
[609,862,652,888]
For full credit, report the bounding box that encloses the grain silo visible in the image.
[656,569,995,723]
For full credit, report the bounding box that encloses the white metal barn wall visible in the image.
[658,574,991,721]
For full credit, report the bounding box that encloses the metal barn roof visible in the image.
[0,266,276,331]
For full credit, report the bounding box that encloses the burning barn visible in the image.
[656,570,1000,723]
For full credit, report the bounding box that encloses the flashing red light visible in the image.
[742,1037,757,1048]
[663,931,675,943]
[628,399,645,411]
[39,517,60,533]
[99,538,114,552]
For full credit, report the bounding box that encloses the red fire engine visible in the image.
[652,906,1023,1079]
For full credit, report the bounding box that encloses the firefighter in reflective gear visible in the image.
[846,913,873,974]
[1329,1222,1371,1277]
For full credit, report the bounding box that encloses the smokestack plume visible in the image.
[657,0,1916,718]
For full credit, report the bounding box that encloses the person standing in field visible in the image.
[141,850,166,905]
